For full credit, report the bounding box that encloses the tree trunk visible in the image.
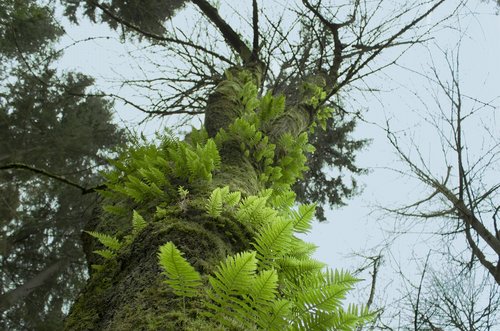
[65,67,319,330]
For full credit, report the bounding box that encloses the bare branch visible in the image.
[191,0,253,63]
[0,163,104,194]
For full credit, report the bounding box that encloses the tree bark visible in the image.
[65,66,318,330]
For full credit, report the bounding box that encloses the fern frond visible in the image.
[249,269,278,304]
[329,304,375,331]
[203,139,221,169]
[268,190,296,211]
[259,299,291,331]
[132,210,147,235]
[278,256,325,280]
[86,231,122,251]
[177,186,189,199]
[122,186,144,202]
[91,264,104,272]
[252,219,293,268]
[185,148,201,180]
[206,187,223,218]
[225,191,241,207]
[206,251,259,329]
[102,204,128,216]
[288,237,318,259]
[208,251,257,297]
[93,249,115,259]
[237,196,276,224]
[158,242,202,298]
[292,203,316,233]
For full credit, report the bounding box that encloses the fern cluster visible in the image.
[86,210,148,270]
[213,73,315,193]
[98,132,220,221]
[87,70,368,329]
[157,187,373,330]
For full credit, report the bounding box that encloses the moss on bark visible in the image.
[66,202,254,330]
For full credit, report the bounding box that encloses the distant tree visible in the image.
[385,49,500,284]
[0,1,125,329]
[363,45,500,330]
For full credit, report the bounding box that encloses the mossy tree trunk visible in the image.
[65,64,327,330]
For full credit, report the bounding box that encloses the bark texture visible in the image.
[66,67,317,330]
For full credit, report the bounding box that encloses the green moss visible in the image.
[66,204,254,330]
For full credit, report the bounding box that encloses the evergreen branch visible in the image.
[0,162,104,194]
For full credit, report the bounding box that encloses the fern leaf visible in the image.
[208,251,257,296]
[206,187,223,218]
[249,269,278,304]
[147,182,165,197]
[123,186,144,202]
[158,242,202,298]
[292,203,316,233]
[268,190,296,211]
[132,210,147,235]
[278,256,325,280]
[102,204,128,216]
[237,196,275,224]
[177,186,189,199]
[91,264,104,272]
[288,237,318,259]
[259,299,291,331]
[206,251,258,328]
[93,249,115,259]
[86,231,122,251]
[204,139,221,169]
[252,219,293,268]
[225,191,241,207]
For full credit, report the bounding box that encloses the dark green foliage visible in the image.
[0,0,63,58]
[294,115,369,221]
[0,67,124,329]
[0,14,125,327]
[62,0,187,37]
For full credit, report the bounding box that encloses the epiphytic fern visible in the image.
[158,242,202,298]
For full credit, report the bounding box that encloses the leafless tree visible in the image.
[385,46,500,284]
[367,39,500,329]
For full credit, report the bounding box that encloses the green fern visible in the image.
[205,186,241,218]
[177,186,189,199]
[158,242,202,298]
[93,249,115,259]
[291,203,316,234]
[131,210,147,235]
[85,231,123,263]
[252,218,294,269]
[225,191,241,207]
[86,231,122,251]
[205,187,224,218]
[205,251,263,328]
